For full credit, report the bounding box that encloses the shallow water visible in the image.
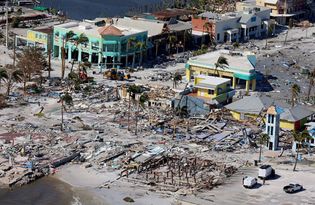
[0,177,76,205]
[40,0,162,20]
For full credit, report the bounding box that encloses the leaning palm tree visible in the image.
[2,65,23,96]
[307,69,315,101]
[0,68,8,91]
[214,56,229,76]
[291,83,300,107]
[61,31,75,79]
[258,133,269,162]
[292,130,311,171]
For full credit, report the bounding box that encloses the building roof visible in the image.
[54,20,145,38]
[33,26,53,34]
[95,17,165,37]
[152,8,196,20]
[195,75,230,89]
[225,95,314,122]
[187,50,256,79]
[264,0,278,4]
[98,25,123,36]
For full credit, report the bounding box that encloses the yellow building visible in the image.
[192,75,235,104]
[16,27,53,52]
[186,50,257,95]
[225,95,314,130]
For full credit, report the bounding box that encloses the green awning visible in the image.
[33,6,48,11]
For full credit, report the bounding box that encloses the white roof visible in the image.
[195,75,230,86]
[97,17,164,37]
[188,49,255,75]
[55,20,144,38]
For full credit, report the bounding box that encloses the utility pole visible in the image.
[5,1,9,48]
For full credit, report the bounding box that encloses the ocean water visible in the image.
[40,0,162,20]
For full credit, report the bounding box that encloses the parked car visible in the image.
[243,176,258,188]
[283,184,303,193]
[258,165,275,179]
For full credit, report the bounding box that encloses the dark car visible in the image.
[283,183,303,193]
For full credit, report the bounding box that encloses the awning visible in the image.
[192,30,208,36]
[33,6,48,11]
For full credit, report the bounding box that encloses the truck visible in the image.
[283,183,303,193]
[242,176,257,188]
[258,165,275,179]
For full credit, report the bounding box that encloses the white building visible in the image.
[192,6,273,43]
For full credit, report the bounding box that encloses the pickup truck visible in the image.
[283,184,303,193]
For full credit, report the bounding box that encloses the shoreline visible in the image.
[52,164,174,205]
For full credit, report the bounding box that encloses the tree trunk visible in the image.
[293,151,298,171]
[132,53,135,68]
[259,145,262,162]
[48,42,51,78]
[6,79,11,96]
[127,93,131,131]
[135,102,139,135]
[61,44,66,79]
[61,100,64,131]
[23,80,26,95]
[155,43,159,57]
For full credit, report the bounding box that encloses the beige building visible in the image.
[255,0,307,24]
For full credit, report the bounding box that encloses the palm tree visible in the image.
[135,92,149,135]
[258,133,269,162]
[292,130,311,171]
[214,56,229,76]
[173,71,182,88]
[0,68,8,91]
[59,92,73,131]
[61,31,75,79]
[154,39,162,57]
[2,65,23,96]
[127,37,136,68]
[203,22,213,47]
[307,69,315,101]
[70,33,89,72]
[127,84,142,131]
[291,84,300,107]
[167,34,177,55]
[135,41,146,66]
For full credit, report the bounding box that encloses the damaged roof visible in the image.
[225,95,314,122]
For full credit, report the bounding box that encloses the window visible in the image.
[217,33,220,41]
[251,17,256,22]
[217,88,223,94]
[271,115,274,123]
[267,126,270,135]
[261,24,264,29]
[270,126,274,135]
[208,89,214,95]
